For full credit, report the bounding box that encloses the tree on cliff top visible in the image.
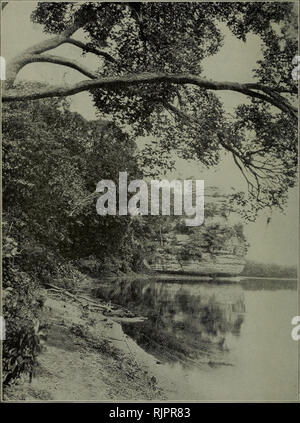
[2,2,298,219]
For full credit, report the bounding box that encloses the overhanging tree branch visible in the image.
[23,24,80,56]
[27,54,98,80]
[3,72,297,117]
[163,101,293,208]
[5,23,81,84]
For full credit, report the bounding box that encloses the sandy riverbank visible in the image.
[3,285,175,401]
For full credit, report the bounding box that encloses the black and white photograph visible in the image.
[1,0,299,403]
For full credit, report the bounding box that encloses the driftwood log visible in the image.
[44,282,147,323]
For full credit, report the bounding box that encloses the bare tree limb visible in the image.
[66,38,117,64]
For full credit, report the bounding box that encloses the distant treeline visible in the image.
[242,260,297,278]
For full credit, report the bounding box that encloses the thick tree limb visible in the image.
[245,83,298,96]
[28,54,98,80]
[24,24,80,55]
[3,72,297,117]
[5,24,117,85]
[5,23,81,84]
[3,10,295,118]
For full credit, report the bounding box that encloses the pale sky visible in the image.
[1,1,299,265]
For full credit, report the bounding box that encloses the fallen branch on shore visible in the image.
[45,283,111,309]
[44,282,147,323]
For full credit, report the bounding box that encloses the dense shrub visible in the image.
[2,233,46,386]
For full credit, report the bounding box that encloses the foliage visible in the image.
[176,222,247,262]
[2,91,145,384]
[2,1,298,384]
[28,2,298,218]
[242,260,297,278]
[2,87,143,265]
[2,227,46,386]
[144,197,248,262]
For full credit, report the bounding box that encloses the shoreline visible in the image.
[99,271,298,283]
[3,271,297,402]
[3,281,172,401]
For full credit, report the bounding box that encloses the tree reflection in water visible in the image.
[94,279,245,363]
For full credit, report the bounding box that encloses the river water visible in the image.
[94,277,299,401]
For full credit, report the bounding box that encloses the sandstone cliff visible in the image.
[147,187,247,278]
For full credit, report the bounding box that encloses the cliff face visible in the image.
[149,233,246,277]
[147,188,247,278]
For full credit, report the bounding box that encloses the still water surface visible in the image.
[95,278,298,401]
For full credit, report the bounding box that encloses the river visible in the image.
[94,277,299,401]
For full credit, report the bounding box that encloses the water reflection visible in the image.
[93,279,245,363]
[241,278,297,291]
[94,277,298,400]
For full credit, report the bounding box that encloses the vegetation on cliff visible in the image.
[242,260,297,278]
